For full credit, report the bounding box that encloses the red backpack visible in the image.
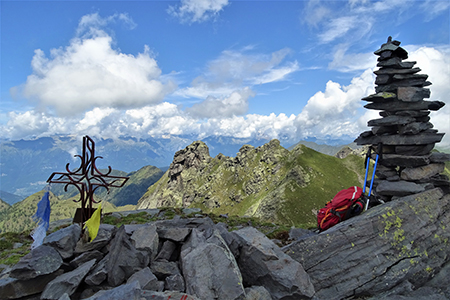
[317,186,365,231]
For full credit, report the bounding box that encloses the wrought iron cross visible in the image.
[47,136,129,224]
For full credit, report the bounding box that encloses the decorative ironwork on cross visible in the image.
[47,135,129,224]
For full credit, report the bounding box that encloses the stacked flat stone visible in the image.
[355,36,449,201]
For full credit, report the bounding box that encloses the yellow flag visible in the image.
[84,203,102,241]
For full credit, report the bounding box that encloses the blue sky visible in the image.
[1,0,450,148]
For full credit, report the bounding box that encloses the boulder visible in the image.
[181,229,245,300]
[283,188,450,300]
[42,224,81,259]
[106,226,148,287]
[156,227,191,242]
[164,273,185,292]
[154,240,177,261]
[244,286,272,300]
[41,259,96,300]
[232,227,315,300]
[126,267,160,291]
[150,260,180,280]
[0,271,62,299]
[69,250,103,269]
[84,255,108,286]
[130,224,159,261]
[9,245,62,280]
[85,281,141,300]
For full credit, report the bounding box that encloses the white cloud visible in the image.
[167,0,229,24]
[186,87,255,118]
[295,68,375,139]
[19,14,175,116]
[328,44,377,72]
[407,45,450,148]
[175,47,298,100]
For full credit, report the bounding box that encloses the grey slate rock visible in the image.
[69,250,103,269]
[156,227,191,242]
[368,115,415,126]
[181,230,246,300]
[394,144,434,156]
[106,225,148,287]
[244,286,272,300]
[376,180,427,196]
[355,132,444,146]
[130,223,159,261]
[150,260,180,280]
[0,271,62,300]
[87,281,142,300]
[126,267,160,291]
[43,224,81,259]
[154,240,177,261]
[41,259,96,300]
[284,188,448,300]
[380,154,431,168]
[10,245,62,280]
[164,273,185,292]
[84,255,108,286]
[397,86,430,102]
[57,293,71,300]
[233,227,315,300]
[364,100,445,112]
[400,163,445,181]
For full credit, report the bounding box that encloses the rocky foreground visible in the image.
[1,187,450,300]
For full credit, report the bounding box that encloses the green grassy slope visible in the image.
[138,141,366,228]
[0,190,135,233]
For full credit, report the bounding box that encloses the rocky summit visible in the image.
[0,209,315,300]
[1,187,450,300]
[136,139,365,226]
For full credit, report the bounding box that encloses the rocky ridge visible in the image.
[137,139,365,226]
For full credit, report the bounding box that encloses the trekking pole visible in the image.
[363,148,371,195]
[365,143,382,211]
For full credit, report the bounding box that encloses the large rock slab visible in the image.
[126,267,160,291]
[43,224,81,259]
[355,132,444,146]
[233,227,315,300]
[283,188,450,300]
[107,225,148,286]
[376,180,427,196]
[181,229,245,300]
[85,281,141,300]
[41,259,96,300]
[400,163,445,181]
[0,271,62,299]
[130,224,159,261]
[84,255,108,286]
[9,245,62,280]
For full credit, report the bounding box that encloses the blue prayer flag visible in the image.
[31,190,51,249]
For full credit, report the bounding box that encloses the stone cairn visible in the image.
[355,36,450,202]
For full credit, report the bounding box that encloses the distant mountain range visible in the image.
[0,135,274,198]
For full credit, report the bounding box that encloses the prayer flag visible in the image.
[84,203,102,241]
[31,190,51,249]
